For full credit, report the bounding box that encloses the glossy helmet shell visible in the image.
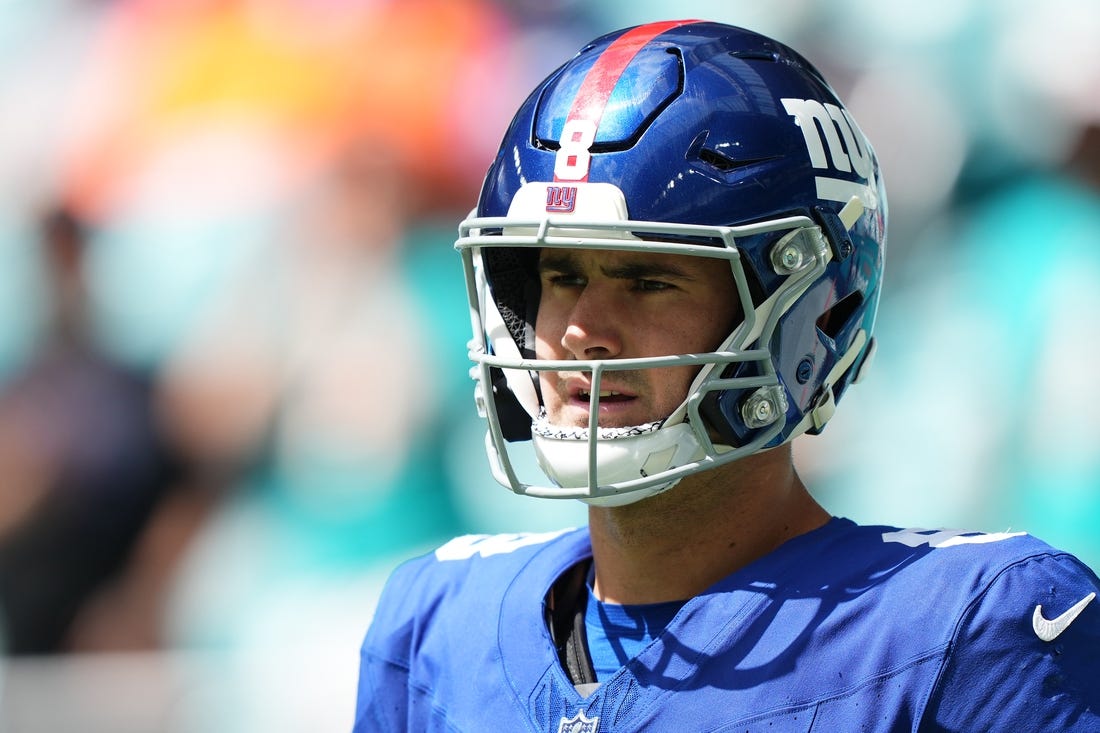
[473,19,886,454]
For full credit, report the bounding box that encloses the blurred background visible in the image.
[0,0,1097,730]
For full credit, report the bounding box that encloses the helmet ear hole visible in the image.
[817,290,863,341]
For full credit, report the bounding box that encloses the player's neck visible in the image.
[586,445,829,606]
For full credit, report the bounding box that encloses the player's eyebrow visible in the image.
[536,251,579,275]
[537,251,694,281]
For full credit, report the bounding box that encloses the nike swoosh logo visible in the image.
[1032,591,1096,642]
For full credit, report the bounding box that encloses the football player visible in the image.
[355,20,1100,732]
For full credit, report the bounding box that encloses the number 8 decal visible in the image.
[554,118,597,181]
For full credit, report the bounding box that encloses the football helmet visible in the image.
[456,20,886,506]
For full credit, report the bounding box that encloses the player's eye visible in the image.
[544,272,586,287]
[633,278,674,292]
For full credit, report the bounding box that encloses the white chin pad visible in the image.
[531,419,704,506]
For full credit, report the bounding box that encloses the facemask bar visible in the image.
[455,213,826,502]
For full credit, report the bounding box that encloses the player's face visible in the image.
[534,247,740,429]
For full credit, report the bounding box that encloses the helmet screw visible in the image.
[780,246,804,271]
[796,357,814,384]
[741,386,788,429]
[769,227,824,275]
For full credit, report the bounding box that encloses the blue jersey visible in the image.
[355,518,1100,732]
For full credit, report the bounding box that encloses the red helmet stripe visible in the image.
[555,20,699,182]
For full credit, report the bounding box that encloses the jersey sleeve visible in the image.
[922,550,1100,731]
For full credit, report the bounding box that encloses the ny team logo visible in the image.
[781,97,880,210]
[546,185,578,213]
[557,710,599,733]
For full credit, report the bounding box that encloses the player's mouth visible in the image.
[540,375,648,428]
[566,377,638,406]
[577,389,633,403]
[563,379,642,423]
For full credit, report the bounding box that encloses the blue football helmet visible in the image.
[456,20,887,506]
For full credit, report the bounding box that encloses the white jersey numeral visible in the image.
[882,528,1026,549]
[435,529,572,561]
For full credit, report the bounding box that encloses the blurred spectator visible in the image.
[0,206,182,654]
[154,138,462,649]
